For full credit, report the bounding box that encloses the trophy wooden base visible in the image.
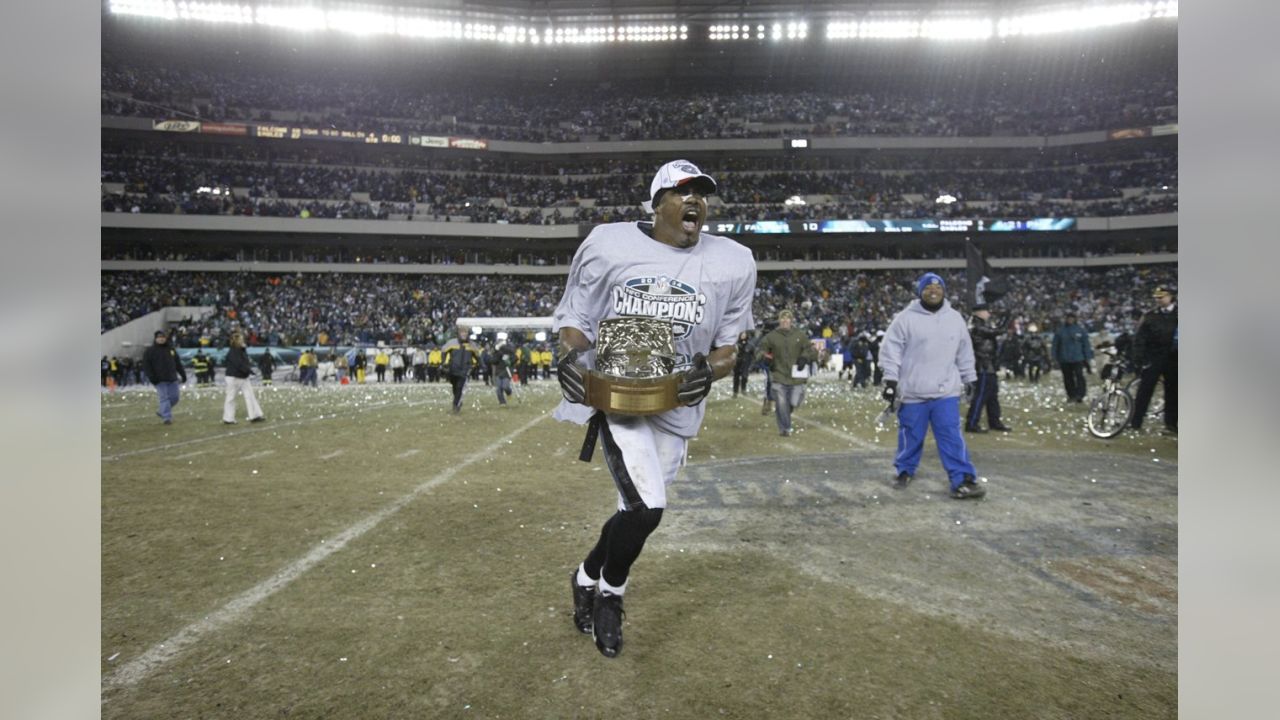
[584,370,681,415]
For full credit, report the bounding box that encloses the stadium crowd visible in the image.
[101,140,1178,223]
[102,62,1177,141]
[102,265,1176,348]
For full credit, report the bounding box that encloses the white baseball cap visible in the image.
[641,159,716,214]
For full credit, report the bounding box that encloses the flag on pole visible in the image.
[965,239,1008,307]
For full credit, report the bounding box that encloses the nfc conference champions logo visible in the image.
[611,275,706,338]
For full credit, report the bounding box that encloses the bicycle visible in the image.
[1086,343,1137,439]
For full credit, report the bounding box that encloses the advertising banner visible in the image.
[153,119,201,132]
[449,137,489,150]
[1107,127,1151,141]
[201,122,249,136]
[411,135,450,147]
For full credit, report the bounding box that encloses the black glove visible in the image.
[964,381,976,400]
[882,380,898,403]
[556,348,586,404]
[677,353,715,407]
[1086,363,1094,375]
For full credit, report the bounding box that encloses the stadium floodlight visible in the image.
[110,0,179,20]
[326,9,395,36]
[396,17,455,39]
[256,5,326,31]
[859,20,920,39]
[998,3,1154,37]
[920,18,993,41]
[826,21,857,40]
[175,2,253,24]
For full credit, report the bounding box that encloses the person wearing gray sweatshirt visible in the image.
[877,272,986,499]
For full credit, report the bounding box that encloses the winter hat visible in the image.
[915,272,945,297]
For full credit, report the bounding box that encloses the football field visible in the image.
[101,373,1177,718]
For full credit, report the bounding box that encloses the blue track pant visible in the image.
[895,396,977,490]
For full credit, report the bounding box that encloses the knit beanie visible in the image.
[915,272,945,297]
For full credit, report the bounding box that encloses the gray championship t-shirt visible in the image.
[553,221,758,438]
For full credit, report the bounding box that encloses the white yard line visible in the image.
[174,450,206,460]
[240,450,276,461]
[102,412,548,693]
[395,449,422,459]
[317,450,345,461]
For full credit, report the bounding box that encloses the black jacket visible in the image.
[851,336,872,363]
[1022,335,1048,364]
[142,342,187,384]
[1134,305,1178,366]
[446,345,474,378]
[969,316,1001,374]
[734,337,754,372]
[257,351,276,374]
[225,346,254,379]
[491,346,516,378]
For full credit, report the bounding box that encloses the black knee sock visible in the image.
[583,508,664,589]
[581,513,620,581]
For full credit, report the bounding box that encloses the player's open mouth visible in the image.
[681,208,700,232]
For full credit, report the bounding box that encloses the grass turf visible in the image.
[102,373,1176,719]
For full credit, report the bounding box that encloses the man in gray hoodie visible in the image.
[877,272,986,499]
